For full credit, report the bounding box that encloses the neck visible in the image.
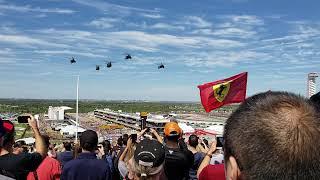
[82,149,92,153]
[166,141,178,148]
[189,146,197,153]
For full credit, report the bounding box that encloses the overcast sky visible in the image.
[0,0,319,101]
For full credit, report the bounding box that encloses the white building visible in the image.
[307,73,318,98]
[60,125,86,137]
[48,106,72,120]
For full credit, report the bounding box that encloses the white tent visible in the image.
[60,125,86,136]
[154,115,165,119]
[178,123,195,134]
[16,137,35,145]
[205,125,224,135]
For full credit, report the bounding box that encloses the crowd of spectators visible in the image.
[1,91,320,180]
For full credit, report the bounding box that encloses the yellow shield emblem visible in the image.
[213,82,230,102]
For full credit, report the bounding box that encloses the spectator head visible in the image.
[129,139,165,180]
[123,134,129,146]
[188,134,199,148]
[224,91,320,180]
[80,130,98,152]
[202,138,209,147]
[103,140,112,155]
[13,140,27,154]
[0,120,15,151]
[63,142,72,151]
[117,137,123,147]
[164,122,182,142]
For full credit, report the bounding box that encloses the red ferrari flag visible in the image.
[198,72,248,112]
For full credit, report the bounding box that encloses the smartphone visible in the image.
[130,134,137,143]
[18,116,30,123]
[141,118,147,131]
[216,137,224,148]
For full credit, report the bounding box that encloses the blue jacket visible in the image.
[57,151,73,167]
[61,152,111,180]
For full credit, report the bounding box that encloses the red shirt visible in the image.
[27,156,61,180]
[199,164,226,180]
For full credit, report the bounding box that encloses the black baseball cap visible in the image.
[134,139,165,168]
[0,119,14,138]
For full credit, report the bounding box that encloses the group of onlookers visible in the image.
[1,91,320,180]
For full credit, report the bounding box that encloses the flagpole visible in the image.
[75,75,79,142]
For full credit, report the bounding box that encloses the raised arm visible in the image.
[119,138,132,161]
[28,114,47,158]
[150,128,163,143]
[197,140,217,178]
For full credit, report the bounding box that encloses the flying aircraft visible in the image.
[124,53,132,60]
[158,63,165,69]
[106,61,112,68]
[70,57,76,64]
[96,65,100,71]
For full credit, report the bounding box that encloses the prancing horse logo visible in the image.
[212,82,230,102]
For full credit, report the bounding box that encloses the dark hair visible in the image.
[123,134,129,146]
[14,140,26,148]
[188,135,198,148]
[64,142,72,151]
[80,130,98,152]
[203,139,209,147]
[224,91,320,179]
[117,137,123,147]
[103,140,112,156]
[166,135,180,142]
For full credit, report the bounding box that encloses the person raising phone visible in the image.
[0,115,47,180]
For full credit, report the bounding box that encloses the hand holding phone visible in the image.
[216,137,224,148]
[18,116,31,123]
[208,139,217,154]
[130,134,137,143]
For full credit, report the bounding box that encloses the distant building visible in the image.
[307,73,318,98]
[48,106,72,120]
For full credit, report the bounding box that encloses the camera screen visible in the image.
[216,137,224,148]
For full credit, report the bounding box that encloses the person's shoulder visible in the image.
[0,153,21,166]
[199,164,225,180]
[15,152,42,161]
[94,159,110,167]
[63,158,77,168]
[46,156,61,165]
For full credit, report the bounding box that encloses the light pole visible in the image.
[75,75,80,142]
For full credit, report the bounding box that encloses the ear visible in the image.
[225,156,241,180]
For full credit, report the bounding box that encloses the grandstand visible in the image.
[94,109,227,133]
[94,109,169,132]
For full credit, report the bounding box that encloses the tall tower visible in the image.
[307,73,318,98]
